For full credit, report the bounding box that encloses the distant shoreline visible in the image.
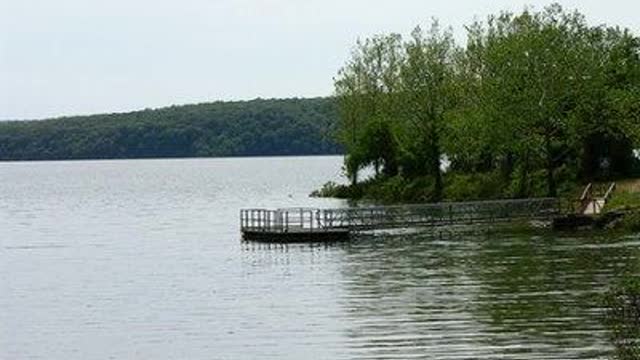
[0,97,342,162]
[0,153,345,164]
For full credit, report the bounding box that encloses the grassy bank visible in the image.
[312,169,580,204]
[313,172,640,233]
[602,179,640,232]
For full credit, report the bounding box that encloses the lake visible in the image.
[1,156,637,359]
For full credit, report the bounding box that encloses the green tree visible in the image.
[397,22,459,200]
[460,5,602,196]
[334,34,404,183]
[571,26,640,179]
[0,98,341,161]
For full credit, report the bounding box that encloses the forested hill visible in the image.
[0,97,342,161]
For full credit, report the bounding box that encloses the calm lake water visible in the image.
[1,156,638,359]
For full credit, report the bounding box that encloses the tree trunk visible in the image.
[517,152,529,198]
[581,136,598,181]
[430,133,443,202]
[501,153,514,181]
[383,159,399,177]
[545,136,557,197]
[433,160,443,201]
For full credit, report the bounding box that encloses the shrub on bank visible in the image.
[311,175,437,203]
[310,181,357,198]
[607,192,640,212]
[619,212,640,232]
[365,176,436,203]
[314,173,500,203]
[311,165,608,205]
[444,172,505,201]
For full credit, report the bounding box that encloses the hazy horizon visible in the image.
[2,0,639,121]
[0,96,329,122]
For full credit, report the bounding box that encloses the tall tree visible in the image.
[334,4,640,202]
[465,5,596,196]
[398,22,459,200]
[334,34,404,183]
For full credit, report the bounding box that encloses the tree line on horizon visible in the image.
[0,98,341,161]
[334,4,640,201]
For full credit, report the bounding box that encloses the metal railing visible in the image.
[241,198,561,234]
[577,182,616,215]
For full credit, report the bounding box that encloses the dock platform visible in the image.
[240,198,560,242]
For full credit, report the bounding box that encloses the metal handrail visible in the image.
[580,183,593,202]
[603,182,616,201]
[241,198,560,233]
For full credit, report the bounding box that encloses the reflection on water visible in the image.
[336,232,640,359]
[1,157,639,359]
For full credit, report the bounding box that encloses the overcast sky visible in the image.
[1,0,638,120]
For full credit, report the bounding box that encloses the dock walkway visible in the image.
[240,198,560,242]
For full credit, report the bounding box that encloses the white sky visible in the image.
[1,0,638,120]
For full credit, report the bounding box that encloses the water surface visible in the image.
[1,156,637,359]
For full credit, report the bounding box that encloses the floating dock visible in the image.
[240,198,561,242]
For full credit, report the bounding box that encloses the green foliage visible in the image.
[444,172,505,201]
[312,175,436,204]
[607,192,640,212]
[604,182,640,229]
[334,33,404,180]
[362,176,436,203]
[619,212,640,232]
[0,98,341,160]
[357,119,399,176]
[397,23,459,200]
[362,176,408,203]
[310,181,361,199]
[331,3,640,202]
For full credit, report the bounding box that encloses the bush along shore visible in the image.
[313,4,640,230]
